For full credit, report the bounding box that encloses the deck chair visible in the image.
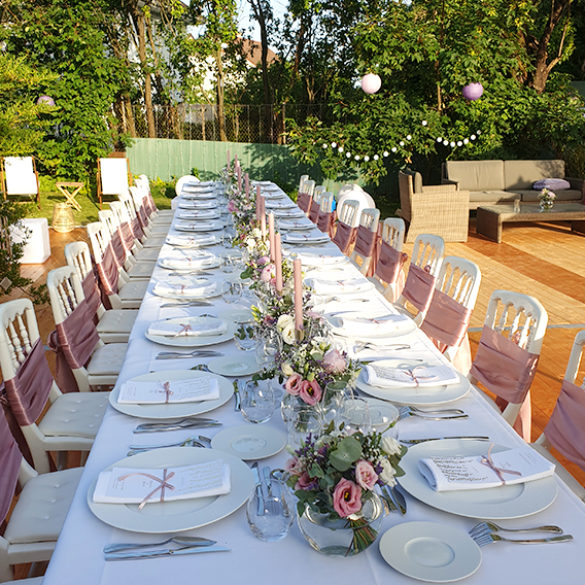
[350,208,380,275]
[64,241,137,343]
[420,256,481,375]
[370,218,407,303]
[395,234,444,325]
[86,221,148,309]
[469,290,548,442]
[47,266,127,392]
[1,157,40,205]
[97,156,131,207]
[0,299,108,474]
[532,330,585,499]
[331,199,359,255]
[0,407,83,583]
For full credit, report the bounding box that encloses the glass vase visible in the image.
[297,492,385,556]
[539,199,554,211]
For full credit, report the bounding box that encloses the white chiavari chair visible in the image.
[350,208,380,275]
[331,199,360,255]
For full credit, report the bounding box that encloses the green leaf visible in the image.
[329,436,362,472]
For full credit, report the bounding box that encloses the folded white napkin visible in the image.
[327,313,412,338]
[93,460,231,505]
[297,253,347,267]
[283,233,329,244]
[177,210,220,219]
[419,446,555,492]
[175,220,223,231]
[158,250,217,269]
[153,279,219,297]
[306,277,374,296]
[181,192,216,200]
[278,220,312,230]
[118,377,220,404]
[147,316,227,337]
[362,362,460,388]
[166,234,217,247]
[178,201,217,210]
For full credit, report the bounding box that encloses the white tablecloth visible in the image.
[42,185,585,585]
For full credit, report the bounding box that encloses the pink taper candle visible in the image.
[275,234,283,293]
[293,258,303,332]
[244,173,250,198]
[255,185,260,222]
[268,213,275,261]
[260,197,266,236]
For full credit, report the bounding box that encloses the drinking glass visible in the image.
[341,398,372,435]
[223,282,242,304]
[234,324,260,351]
[285,404,323,447]
[241,379,275,423]
[321,381,350,427]
[246,479,294,541]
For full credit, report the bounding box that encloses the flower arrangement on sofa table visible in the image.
[537,188,556,210]
[286,427,406,555]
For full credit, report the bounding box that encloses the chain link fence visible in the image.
[131,103,335,143]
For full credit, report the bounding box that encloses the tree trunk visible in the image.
[136,11,156,138]
[215,47,227,141]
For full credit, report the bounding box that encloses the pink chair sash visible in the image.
[48,301,100,393]
[354,225,376,258]
[120,222,135,253]
[297,192,311,213]
[332,221,357,255]
[402,264,436,313]
[421,291,472,349]
[316,210,332,234]
[544,379,585,471]
[137,204,150,230]
[131,216,145,241]
[96,244,120,296]
[110,230,126,267]
[308,200,320,223]
[0,410,22,524]
[375,241,408,285]
[82,271,102,321]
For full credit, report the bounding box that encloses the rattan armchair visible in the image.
[397,170,469,242]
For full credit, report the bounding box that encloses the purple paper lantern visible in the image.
[361,73,382,95]
[462,82,483,101]
[37,95,55,106]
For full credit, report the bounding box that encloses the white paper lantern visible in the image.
[391,146,397,153]
[331,142,337,148]
[383,151,389,157]
[361,73,382,94]
[373,154,379,161]
[364,155,370,162]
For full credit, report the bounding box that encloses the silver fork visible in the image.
[354,342,411,352]
[398,405,468,420]
[469,520,563,539]
[127,437,205,456]
[471,532,573,547]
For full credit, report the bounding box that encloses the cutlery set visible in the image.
[134,417,221,433]
[155,349,222,360]
[104,536,229,560]
[397,405,468,421]
[468,520,572,547]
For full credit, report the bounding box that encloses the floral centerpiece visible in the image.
[538,188,556,211]
[286,426,406,555]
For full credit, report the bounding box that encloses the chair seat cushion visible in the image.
[141,234,166,248]
[38,393,108,438]
[133,247,160,261]
[470,190,516,203]
[97,309,137,335]
[87,342,127,375]
[119,279,149,302]
[4,467,83,544]
[127,261,154,279]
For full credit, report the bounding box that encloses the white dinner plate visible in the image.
[177,200,217,210]
[365,398,399,432]
[281,233,330,245]
[177,210,221,220]
[398,439,557,519]
[174,220,224,232]
[165,234,222,247]
[379,521,482,583]
[278,220,314,231]
[152,279,229,301]
[157,256,221,271]
[211,424,287,460]
[145,317,235,347]
[207,354,260,376]
[356,361,470,406]
[265,199,297,209]
[87,447,255,533]
[181,191,217,199]
[273,208,305,218]
[109,370,233,418]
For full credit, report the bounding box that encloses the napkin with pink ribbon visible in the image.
[362,362,459,388]
[117,377,220,404]
[147,317,227,338]
[153,278,219,298]
[327,313,411,338]
[158,249,217,270]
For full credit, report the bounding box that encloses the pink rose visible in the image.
[227,200,236,212]
[285,373,303,395]
[322,349,346,374]
[355,460,378,491]
[260,263,274,282]
[299,379,322,406]
[285,457,302,476]
[257,255,270,266]
[295,471,317,490]
[332,478,362,518]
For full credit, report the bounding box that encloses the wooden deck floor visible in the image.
[6,218,585,480]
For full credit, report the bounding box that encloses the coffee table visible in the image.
[476,203,585,243]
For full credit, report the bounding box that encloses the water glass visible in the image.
[285,404,323,447]
[241,379,275,423]
[234,324,260,351]
[246,479,294,542]
[341,398,372,435]
[321,381,350,427]
[223,282,243,304]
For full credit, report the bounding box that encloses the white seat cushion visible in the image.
[97,309,137,338]
[87,342,127,376]
[133,247,159,261]
[38,393,108,438]
[142,234,166,248]
[126,261,154,279]
[119,279,149,302]
[4,467,83,544]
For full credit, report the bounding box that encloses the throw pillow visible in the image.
[532,178,571,190]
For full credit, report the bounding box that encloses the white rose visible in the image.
[276,314,297,345]
[251,227,262,238]
[281,361,294,377]
[379,458,397,486]
[381,435,402,456]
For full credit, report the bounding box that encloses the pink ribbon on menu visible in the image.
[174,323,192,337]
[159,381,173,403]
[480,443,521,485]
[118,469,176,511]
[403,366,438,386]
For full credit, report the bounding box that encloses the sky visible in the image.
[236,0,288,41]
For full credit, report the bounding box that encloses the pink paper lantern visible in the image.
[361,73,381,95]
[462,82,484,101]
[37,95,55,106]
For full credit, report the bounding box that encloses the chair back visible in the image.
[308,188,324,223]
[350,208,380,275]
[370,218,407,302]
[332,199,360,255]
[298,179,316,214]
[316,192,335,235]
[175,174,199,196]
[87,221,123,296]
[434,256,481,311]
[298,174,309,193]
[337,184,375,226]
[381,218,406,251]
[395,234,445,324]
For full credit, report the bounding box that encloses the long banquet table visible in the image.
[42,182,585,585]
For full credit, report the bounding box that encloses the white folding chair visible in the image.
[331,199,360,255]
[350,208,380,275]
[111,200,160,262]
[395,234,444,325]
[64,241,137,343]
[0,299,108,474]
[47,267,127,392]
[532,330,585,499]
[420,256,481,373]
[1,156,40,205]
[126,187,170,244]
[86,222,148,309]
[136,175,173,221]
[469,290,548,441]
[370,218,407,302]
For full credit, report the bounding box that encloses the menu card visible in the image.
[147,317,227,338]
[363,363,459,388]
[93,460,231,505]
[306,277,373,296]
[166,234,217,247]
[117,377,220,404]
[418,447,555,492]
[328,313,412,339]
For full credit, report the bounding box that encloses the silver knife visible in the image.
[160,301,212,308]
[134,418,221,433]
[401,436,490,445]
[105,545,230,561]
[155,350,222,359]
